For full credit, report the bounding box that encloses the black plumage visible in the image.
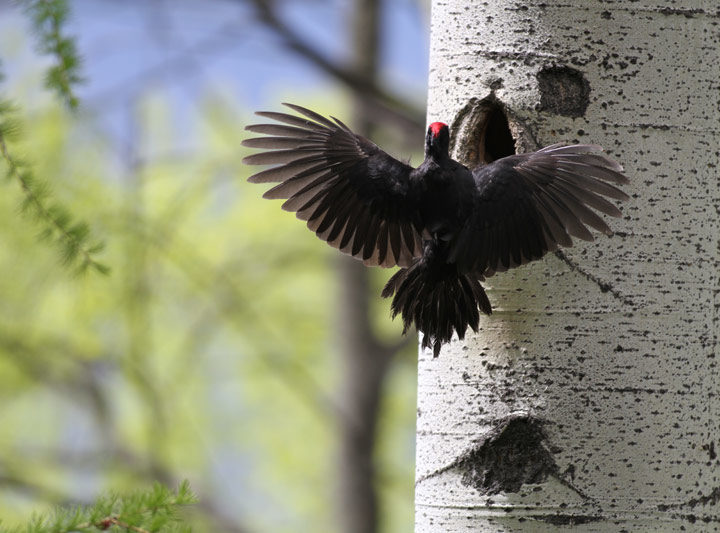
[243,104,629,357]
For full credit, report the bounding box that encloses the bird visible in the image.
[242,103,629,357]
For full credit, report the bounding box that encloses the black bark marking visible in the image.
[686,487,720,508]
[459,415,557,495]
[554,249,635,306]
[537,66,591,118]
[487,76,504,91]
[656,487,720,516]
[703,441,717,461]
[530,514,603,526]
[658,7,706,17]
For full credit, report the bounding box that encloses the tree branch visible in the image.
[244,0,425,136]
[0,117,108,274]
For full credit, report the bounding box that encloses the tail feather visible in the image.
[382,258,492,357]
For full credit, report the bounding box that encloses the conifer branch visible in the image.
[5,481,197,533]
[0,101,109,274]
[74,518,151,533]
[20,0,83,109]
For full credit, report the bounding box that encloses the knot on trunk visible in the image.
[460,415,558,494]
[536,66,591,118]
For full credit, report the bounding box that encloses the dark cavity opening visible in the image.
[482,105,516,163]
[449,96,517,168]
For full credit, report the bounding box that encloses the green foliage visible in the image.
[0,11,416,525]
[3,481,197,533]
[0,100,108,274]
[0,91,416,532]
[18,0,83,109]
[0,2,105,274]
[0,2,418,531]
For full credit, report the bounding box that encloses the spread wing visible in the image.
[242,103,423,267]
[448,144,629,276]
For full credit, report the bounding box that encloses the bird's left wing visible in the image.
[448,144,629,276]
[243,104,423,267]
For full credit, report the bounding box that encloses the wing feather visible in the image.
[244,104,423,267]
[453,145,628,276]
[388,222,402,266]
[243,136,317,149]
[282,103,342,129]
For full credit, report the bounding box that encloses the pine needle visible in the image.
[19,0,84,109]
[0,100,109,275]
[5,481,197,533]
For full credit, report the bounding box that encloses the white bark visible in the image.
[416,1,720,531]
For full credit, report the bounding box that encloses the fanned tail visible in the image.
[381,253,491,357]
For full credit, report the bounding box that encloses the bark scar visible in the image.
[536,65,591,118]
[554,249,634,306]
[658,486,720,511]
[416,414,593,502]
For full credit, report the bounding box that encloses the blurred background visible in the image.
[0,0,430,531]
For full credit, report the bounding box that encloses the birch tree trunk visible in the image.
[415,1,720,531]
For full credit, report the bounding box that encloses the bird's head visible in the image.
[425,121,450,160]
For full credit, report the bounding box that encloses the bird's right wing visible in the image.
[448,144,630,276]
[243,104,423,268]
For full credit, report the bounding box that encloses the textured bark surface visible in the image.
[416,1,720,531]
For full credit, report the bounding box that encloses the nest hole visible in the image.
[450,96,524,168]
[481,104,516,163]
